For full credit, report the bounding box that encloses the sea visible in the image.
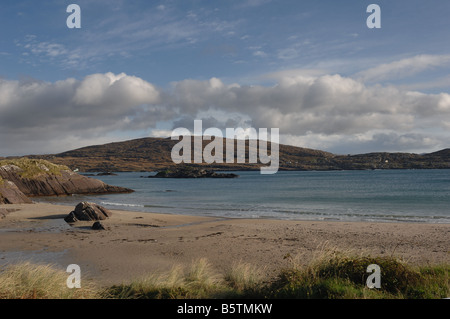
[35,169,450,224]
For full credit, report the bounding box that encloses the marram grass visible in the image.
[0,262,100,299]
[1,252,448,299]
[106,258,229,299]
[102,254,450,300]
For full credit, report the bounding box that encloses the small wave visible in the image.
[101,201,145,208]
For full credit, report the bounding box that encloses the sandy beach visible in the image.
[0,203,449,286]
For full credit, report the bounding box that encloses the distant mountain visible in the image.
[24,137,449,172]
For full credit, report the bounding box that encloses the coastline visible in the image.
[0,203,449,286]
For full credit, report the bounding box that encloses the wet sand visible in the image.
[0,203,449,286]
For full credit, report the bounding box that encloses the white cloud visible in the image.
[277,48,299,60]
[355,54,450,83]
[235,0,272,8]
[253,50,267,58]
[73,72,159,107]
[398,75,450,92]
[0,73,161,155]
[149,129,173,138]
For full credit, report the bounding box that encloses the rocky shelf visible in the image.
[0,158,133,204]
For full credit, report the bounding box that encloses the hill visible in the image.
[21,137,450,172]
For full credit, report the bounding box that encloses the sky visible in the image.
[1,0,450,156]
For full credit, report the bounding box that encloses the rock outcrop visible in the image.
[0,180,32,204]
[148,166,239,179]
[0,159,133,204]
[64,202,112,224]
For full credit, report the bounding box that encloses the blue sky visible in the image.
[1,0,450,156]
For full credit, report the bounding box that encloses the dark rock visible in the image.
[64,211,79,224]
[97,172,118,176]
[91,221,106,230]
[64,202,112,224]
[149,166,238,179]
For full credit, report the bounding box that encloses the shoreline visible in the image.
[1,203,449,286]
[34,198,450,225]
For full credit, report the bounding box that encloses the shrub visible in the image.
[268,251,448,299]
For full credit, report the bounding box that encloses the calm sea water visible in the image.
[36,170,450,223]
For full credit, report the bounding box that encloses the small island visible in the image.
[147,166,239,179]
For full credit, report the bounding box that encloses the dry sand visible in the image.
[0,203,449,286]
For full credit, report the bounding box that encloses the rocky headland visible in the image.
[0,158,133,204]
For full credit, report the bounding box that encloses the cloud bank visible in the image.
[1,67,449,156]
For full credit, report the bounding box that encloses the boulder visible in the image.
[91,221,107,230]
[64,202,112,224]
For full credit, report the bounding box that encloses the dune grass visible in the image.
[0,262,100,299]
[105,252,449,299]
[105,258,231,299]
[1,252,448,299]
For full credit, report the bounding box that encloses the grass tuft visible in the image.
[0,262,100,299]
[224,261,267,298]
[106,259,227,299]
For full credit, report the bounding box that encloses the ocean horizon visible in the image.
[35,169,450,224]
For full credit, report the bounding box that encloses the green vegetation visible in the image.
[1,253,448,299]
[0,158,70,179]
[269,251,449,299]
